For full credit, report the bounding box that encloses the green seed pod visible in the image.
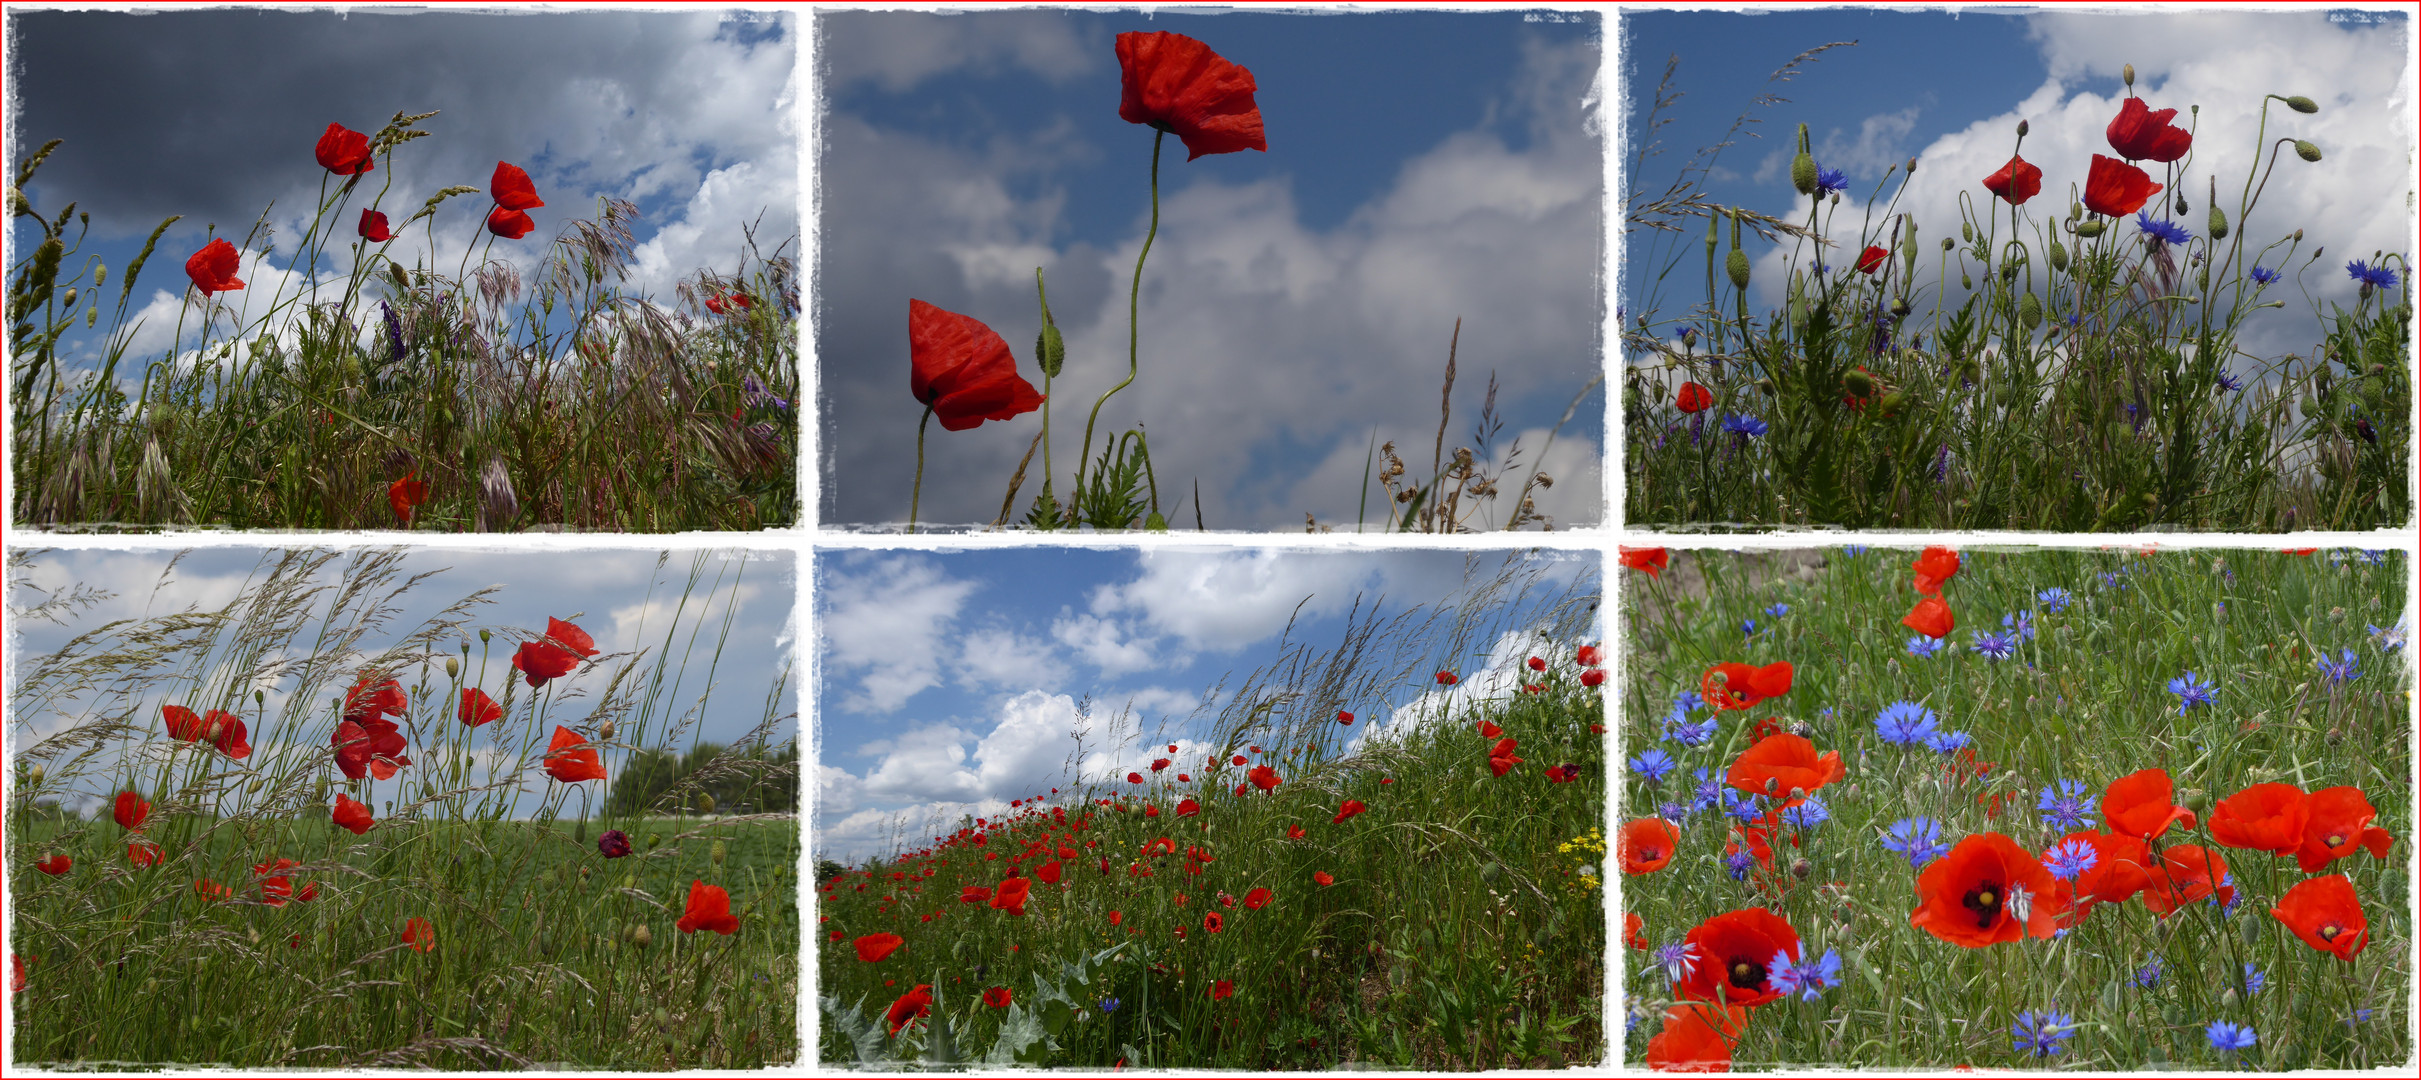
[2208,207,2229,241]
[1035,323,1065,380]
[1843,368,1876,399]
[2295,140,2323,162]
[694,791,716,814]
[86,306,98,328]
[2284,95,2318,114]
[647,832,663,850]
[1961,221,1974,244]
[2048,240,2069,273]
[1726,248,1751,291]
[2076,220,2106,238]
[2181,787,2210,813]
[2019,291,2042,329]
[93,262,107,289]
[1791,151,1819,196]
[1877,391,1908,417]
[711,839,729,866]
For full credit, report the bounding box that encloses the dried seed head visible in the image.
[478,456,518,531]
[1790,858,1812,880]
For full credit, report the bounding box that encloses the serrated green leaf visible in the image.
[819,992,889,1065]
[985,1002,1050,1065]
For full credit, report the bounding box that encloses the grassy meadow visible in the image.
[815,561,1607,1069]
[1619,546,2410,1069]
[7,548,800,1068]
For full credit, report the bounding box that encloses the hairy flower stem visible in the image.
[909,403,934,534]
[1074,127,1165,508]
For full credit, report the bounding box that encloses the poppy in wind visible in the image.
[315,122,375,176]
[908,300,1046,431]
[677,880,740,934]
[1983,154,2044,205]
[1115,31,1267,161]
[358,209,393,242]
[2083,154,2163,217]
[185,239,245,295]
[1702,661,1793,711]
[541,725,608,783]
[2270,874,2367,961]
[458,688,503,727]
[1674,907,1801,1009]
[2295,786,2395,872]
[2106,96,2193,163]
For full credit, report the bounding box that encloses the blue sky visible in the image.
[9,547,795,821]
[1623,7,2414,359]
[814,546,1599,864]
[7,8,797,370]
[816,7,1606,530]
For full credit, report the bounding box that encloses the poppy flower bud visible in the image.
[92,261,108,289]
[2208,208,2228,241]
[1726,249,1751,291]
[87,307,98,328]
[2122,63,2136,88]
[1843,368,1876,399]
[2016,119,2029,138]
[2292,229,2304,242]
[1890,298,1911,318]
[62,286,78,310]
[479,629,492,643]
[246,777,264,795]
[1906,156,1918,175]
[1036,324,1065,380]
[1962,274,1973,290]
[1941,237,1955,252]
[647,833,663,850]
[2295,140,2322,162]
[711,839,728,865]
[2279,94,2318,114]
[26,765,42,787]
[1878,391,1908,416]
[630,923,652,948]
[1792,151,1819,196]
[2019,291,2042,329]
[694,792,716,814]
[2048,240,2068,273]
[1756,377,1775,395]
[1962,222,1974,243]
[2075,220,2106,238]
[445,657,459,678]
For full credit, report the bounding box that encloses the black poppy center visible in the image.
[1727,957,1767,990]
[1640,847,1664,863]
[1964,879,2006,929]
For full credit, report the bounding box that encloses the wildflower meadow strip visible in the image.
[1619,546,2408,1069]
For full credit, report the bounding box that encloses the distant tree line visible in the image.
[604,741,797,817]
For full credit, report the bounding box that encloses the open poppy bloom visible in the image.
[1487,737,1524,777]
[1855,245,1889,275]
[1331,799,1367,825]
[1037,860,1063,884]
[2054,829,2150,921]
[1701,661,1793,710]
[1912,833,2067,948]
[344,675,408,725]
[542,725,608,783]
[1646,1000,1747,1072]
[1900,595,1954,639]
[2140,844,2232,916]
[185,238,245,294]
[358,208,393,242]
[1675,907,1801,1009]
[2083,154,2162,217]
[513,641,580,687]
[163,704,252,760]
[491,161,546,212]
[1547,762,1583,783]
[389,474,428,525]
[984,986,1014,1008]
[2270,873,2367,961]
[704,291,753,315]
[1982,154,2044,205]
[677,880,741,934]
[486,207,536,239]
[1578,645,1603,667]
[2106,96,2194,162]
[332,793,375,835]
[2296,785,2395,872]
[1314,870,1335,886]
[959,884,992,905]
[1175,798,1202,817]
[1207,978,1236,1000]
[35,854,70,876]
[1243,887,1273,910]
[333,716,411,781]
[1248,764,1281,791]
[401,917,436,952]
[1435,670,1459,685]
[1620,548,1670,577]
[2209,782,2311,856]
[127,840,163,867]
[315,122,375,176]
[1624,912,1649,950]
[114,791,151,831]
[991,876,1033,916]
[907,299,1046,431]
[1675,382,1715,413]
[1115,31,1267,160]
[1476,720,1503,739]
[1726,733,1843,803]
[855,932,905,962]
[1203,911,1224,933]
[885,985,935,1036]
[253,858,306,907]
[2102,768,2195,840]
[1622,818,1680,875]
[543,617,599,658]
[458,688,503,727]
[1335,710,1354,725]
[1911,547,1961,595]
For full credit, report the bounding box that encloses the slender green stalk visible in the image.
[1075,127,1165,504]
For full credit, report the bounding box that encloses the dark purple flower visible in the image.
[598,829,633,859]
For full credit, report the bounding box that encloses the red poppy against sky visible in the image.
[184,238,245,294]
[314,122,375,176]
[542,725,608,783]
[1981,153,2044,205]
[2083,153,2162,217]
[1115,31,1268,161]
[907,299,1047,432]
[2105,96,2193,163]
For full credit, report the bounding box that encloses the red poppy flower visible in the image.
[1624,912,1649,950]
[959,884,992,905]
[1674,381,1716,414]
[1701,661,1792,710]
[458,688,502,727]
[908,299,1047,432]
[2083,154,2162,217]
[2103,768,2195,841]
[2055,829,2150,922]
[1911,546,1961,595]
[389,474,428,525]
[1241,886,1273,911]
[856,932,905,962]
[1546,762,1582,783]
[1622,818,1680,875]
[1577,644,1603,667]
[1176,798,1201,817]
[332,793,375,835]
[542,725,608,783]
[705,291,754,315]
[1855,245,1889,275]
[678,880,741,934]
[2106,96,2193,163]
[1675,907,1801,1008]
[2209,782,2311,856]
[1476,720,1503,739]
[164,705,252,760]
[1314,870,1335,886]
[253,858,305,907]
[1581,669,1607,688]
[332,716,411,781]
[355,209,396,244]
[991,876,1033,916]
[401,917,436,952]
[541,617,598,658]
[192,878,235,902]
[2140,844,2232,917]
[1726,733,1844,802]
[1331,799,1367,825]
[1618,547,1670,578]
[1910,832,2066,947]
[1435,670,1459,685]
[1982,154,2044,205]
[1488,737,1524,778]
[1749,717,1785,742]
[343,675,407,725]
[1286,824,1305,840]
[2296,785,2395,872]
[114,791,151,831]
[491,161,545,212]
[1901,595,1954,639]
[185,238,246,294]
[34,854,70,876]
[1646,1001,1747,1072]
[1203,911,1224,933]
[886,984,935,1035]
[2270,873,2367,961]
[1247,764,1282,791]
[983,986,1014,1008]
[1037,860,1063,885]
[1108,910,1124,927]
[1115,31,1266,161]
[315,122,375,176]
[126,840,163,867]
[486,207,536,239]
[513,640,580,688]
[1334,710,1354,726]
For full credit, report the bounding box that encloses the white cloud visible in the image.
[956,624,1070,691]
[857,721,984,803]
[1048,611,1163,675]
[822,10,1097,94]
[819,555,976,713]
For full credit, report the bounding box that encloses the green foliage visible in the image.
[605,741,799,818]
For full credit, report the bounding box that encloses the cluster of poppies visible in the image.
[1979,92,2195,218]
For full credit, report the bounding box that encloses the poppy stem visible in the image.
[1075,127,1165,508]
[909,403,935,534]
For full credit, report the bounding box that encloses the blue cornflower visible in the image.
[1667,714,1718,748]
[1841,545,1869,557]
[1691,769,1725,813]
[2003,610,2037,641]
[2241,963,2266,997]
[2036,586,2072,613]
[2370,621,2409,651]
[1723,414,1770,438]
[1652,940,1699,983]
[2038,779,2097,832]
[1874,701,1940,746]
[1658,800,1692,822]
[2098,570,2128,591]
[1741,618,1759,637]
[2317,649,2360,684]
[1766,948,1841,1001]
[1675,690,1708,711]
[2216,371,2244,393]
[2136,211,2194,246]
[1766,603,1791,618]
[2357,549,2390,566]
[1924,729,1972,755]
[1905,635,1947,658]
[1970,629,2018,660]
[2134,955,2165,989]
[1724,848,1756,880]
[2011,1009,2078,1058]
[2043,838,2099,881]
[1100,997,1121,1014]
[2168,671,2218,712]
[1629,749,1679,785]
[1782,795,1830,830]
[2205,1020,2258,1054]
[2347,259,2400,289]
[1725,791,1769,824]
[1881,817,1950,868]
[2348,1007,2375,1026]
[1814,164,1847,197]
[2248,265,2280,285]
